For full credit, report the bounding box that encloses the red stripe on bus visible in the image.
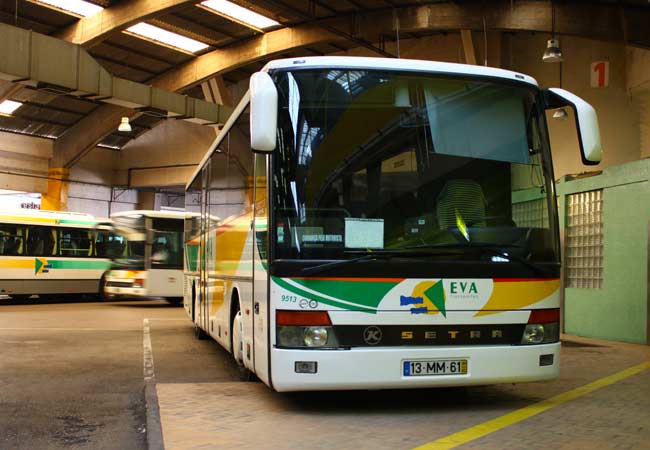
[292,277,405,283]
[493,278,560,282]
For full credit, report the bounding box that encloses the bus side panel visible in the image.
[252,154,270,385]
[0,256,108,295]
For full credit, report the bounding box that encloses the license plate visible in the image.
[403,359,468,377]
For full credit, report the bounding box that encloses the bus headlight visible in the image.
[304,326,328,347]
[520,309,560,345]
[521,322,559,344]
[132,278,144,288]
[521,324,545,344]
[277,326,338,348]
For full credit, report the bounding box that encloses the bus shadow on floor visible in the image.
[111,299,183,308]
[0,295,152,306]
[278,384,529,414]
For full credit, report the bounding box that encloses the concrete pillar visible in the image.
[41,168,70,211]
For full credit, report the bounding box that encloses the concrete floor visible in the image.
[1,297,649,450]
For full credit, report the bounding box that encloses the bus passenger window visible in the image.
[0,225,24,256]
[59,228,92,257]
[25,226,55,256]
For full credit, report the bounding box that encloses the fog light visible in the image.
[521,324,545,344]
[304,327,328,347]
[295,361,317,373]
[539,354,554,366]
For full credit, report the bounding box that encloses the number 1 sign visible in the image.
[591,61,609,88]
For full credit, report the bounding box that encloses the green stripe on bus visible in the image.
[290,277,399,310]
[272,277,377,314]
[48,260,111,270]
[59,219,98,225]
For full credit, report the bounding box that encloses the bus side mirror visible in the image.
[544,88,602,165]
[250,72,278,153]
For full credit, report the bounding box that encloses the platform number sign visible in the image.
[590,61,609,88]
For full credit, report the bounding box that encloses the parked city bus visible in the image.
[185,57,602,391]
[0,209,118,300]
[103,210,195,305]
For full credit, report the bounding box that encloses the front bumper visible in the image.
[270,342,560,392]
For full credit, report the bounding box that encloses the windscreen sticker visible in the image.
[302,234,343,243]
[344,218,384,248]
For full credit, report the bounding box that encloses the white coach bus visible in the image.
[103,210,195,305]
[0,210,118,299]
[185,56,602,391]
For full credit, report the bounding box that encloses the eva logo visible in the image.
[35,258,52,275]
[400,280,447,317]
[449,281,478,295]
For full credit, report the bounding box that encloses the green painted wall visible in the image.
[556,159,650,344]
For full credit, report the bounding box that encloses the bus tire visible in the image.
[231,303,253,382]
[98,275,108,300]
[195,324,209,340]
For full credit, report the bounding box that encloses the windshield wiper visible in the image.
[400,242,552,274]
[301,248,460,276]
[301,253,391,276]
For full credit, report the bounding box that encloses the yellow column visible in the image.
[41,168,70,211]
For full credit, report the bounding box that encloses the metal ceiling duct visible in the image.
[0,23,232,126]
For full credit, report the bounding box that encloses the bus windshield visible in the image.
[272,69,558,263]
[110,214,183,269]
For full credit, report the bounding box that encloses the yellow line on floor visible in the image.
[412,361,650,450]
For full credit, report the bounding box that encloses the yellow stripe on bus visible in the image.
[0,259,34,269]
[0,215,57,224]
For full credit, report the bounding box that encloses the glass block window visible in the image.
[512,198,549,228]
[565,190,603,288]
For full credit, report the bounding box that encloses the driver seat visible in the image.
[436,179,487,229]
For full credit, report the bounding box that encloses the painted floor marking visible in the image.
[143,318,155,381]
[412,361,650,450]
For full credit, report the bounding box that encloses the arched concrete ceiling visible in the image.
[151,1,650,92]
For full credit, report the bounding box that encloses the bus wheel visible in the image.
[194,324,209,340]
[98,275,108,300]
[231,308,253,381]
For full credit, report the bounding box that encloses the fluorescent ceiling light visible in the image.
[201,0,279,30]
[30,0,103,17]
[125,23,210,53]
[0,100,22,115]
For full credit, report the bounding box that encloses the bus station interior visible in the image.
[1,1,650,449]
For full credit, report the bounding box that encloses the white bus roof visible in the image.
[110,210,199,220]
[262,56,539,87]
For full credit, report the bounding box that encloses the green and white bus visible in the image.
[103,210,195,305]
[185,56,602,391]
[0,210,120,300]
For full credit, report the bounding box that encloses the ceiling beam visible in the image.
[460,30,476,65]
[151,23,339,92]
[0,82,24,103]
[54,0,203,48]
[151,1,649,93]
